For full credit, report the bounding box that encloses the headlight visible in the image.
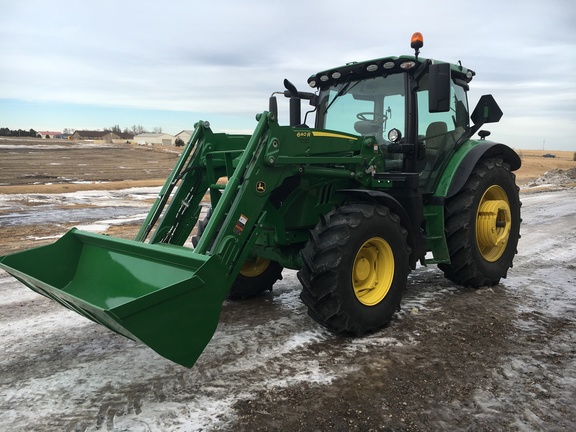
[388,128,402,143]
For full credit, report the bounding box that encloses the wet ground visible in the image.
[1,139,575,430]
[1,187,575,431]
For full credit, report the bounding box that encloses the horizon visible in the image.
[2,132,573,154]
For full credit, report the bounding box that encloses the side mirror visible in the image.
[284,79,302,127]
[470,94,503,125]
[269,95,278,119]
[428,63,451,113]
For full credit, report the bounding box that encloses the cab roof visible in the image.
[307,55,475,90]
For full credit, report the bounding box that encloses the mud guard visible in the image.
[339,189,421,269]
[445,142,521,199]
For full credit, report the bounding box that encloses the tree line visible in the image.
[102,125,163,135]
[2,125,164,138]
[0,127,40,137]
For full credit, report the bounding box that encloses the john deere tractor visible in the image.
[0,33,521,368]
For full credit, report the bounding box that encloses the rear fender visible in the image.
[436,141,521,199]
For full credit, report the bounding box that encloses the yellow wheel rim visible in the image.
[239,257,270,278]
[352,237,394,306]
[476,185,511,262]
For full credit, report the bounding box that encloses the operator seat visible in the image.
[420,121,448,187]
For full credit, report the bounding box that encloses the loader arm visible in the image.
[138,112,379,275]
[135,121,251,245]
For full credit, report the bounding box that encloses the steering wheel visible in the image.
[356,112,388,122]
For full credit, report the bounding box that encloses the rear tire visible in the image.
[439,158,521,287]
[298,203,410,335]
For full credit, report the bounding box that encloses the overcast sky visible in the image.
[1,0,575,150]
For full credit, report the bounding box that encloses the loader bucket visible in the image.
[0,228,230,367]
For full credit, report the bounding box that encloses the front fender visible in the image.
[339,189,420,269]
[435,141,521,199]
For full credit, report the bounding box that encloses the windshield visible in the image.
[316,74,406,143]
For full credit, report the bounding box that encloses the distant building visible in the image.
[175,130,195,145]
[38,131,62,139]
[71,130,109,140]
[114,132,135,141]
[71,130,134,142]
[134,133,176,146]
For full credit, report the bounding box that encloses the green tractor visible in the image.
[0,33,521,368]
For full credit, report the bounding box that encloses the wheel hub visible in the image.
[239,257,270,277]
[352,237,394,306]
[476,186,511,262]
[354,257,371,281]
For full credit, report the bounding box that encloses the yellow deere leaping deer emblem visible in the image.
[256,181,266,193]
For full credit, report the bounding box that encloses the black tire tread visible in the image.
[298,203,410,335]
[439,158,521,287]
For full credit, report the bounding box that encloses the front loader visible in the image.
[0,33,521,368]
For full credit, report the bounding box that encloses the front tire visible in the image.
[228,258,283,300]
[439,158,521,287]
[298,203,410,335]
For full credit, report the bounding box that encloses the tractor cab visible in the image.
[306,33,476,191]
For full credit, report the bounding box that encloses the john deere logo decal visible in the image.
[256,181,266,193]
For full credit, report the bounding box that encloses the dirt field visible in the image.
[1,138,576,431]
[0,137,180,194]
[1,138,574,192]
[514,149,576,184]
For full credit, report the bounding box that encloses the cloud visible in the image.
[1,0,575,148]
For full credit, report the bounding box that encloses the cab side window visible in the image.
[418,78,469,189]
